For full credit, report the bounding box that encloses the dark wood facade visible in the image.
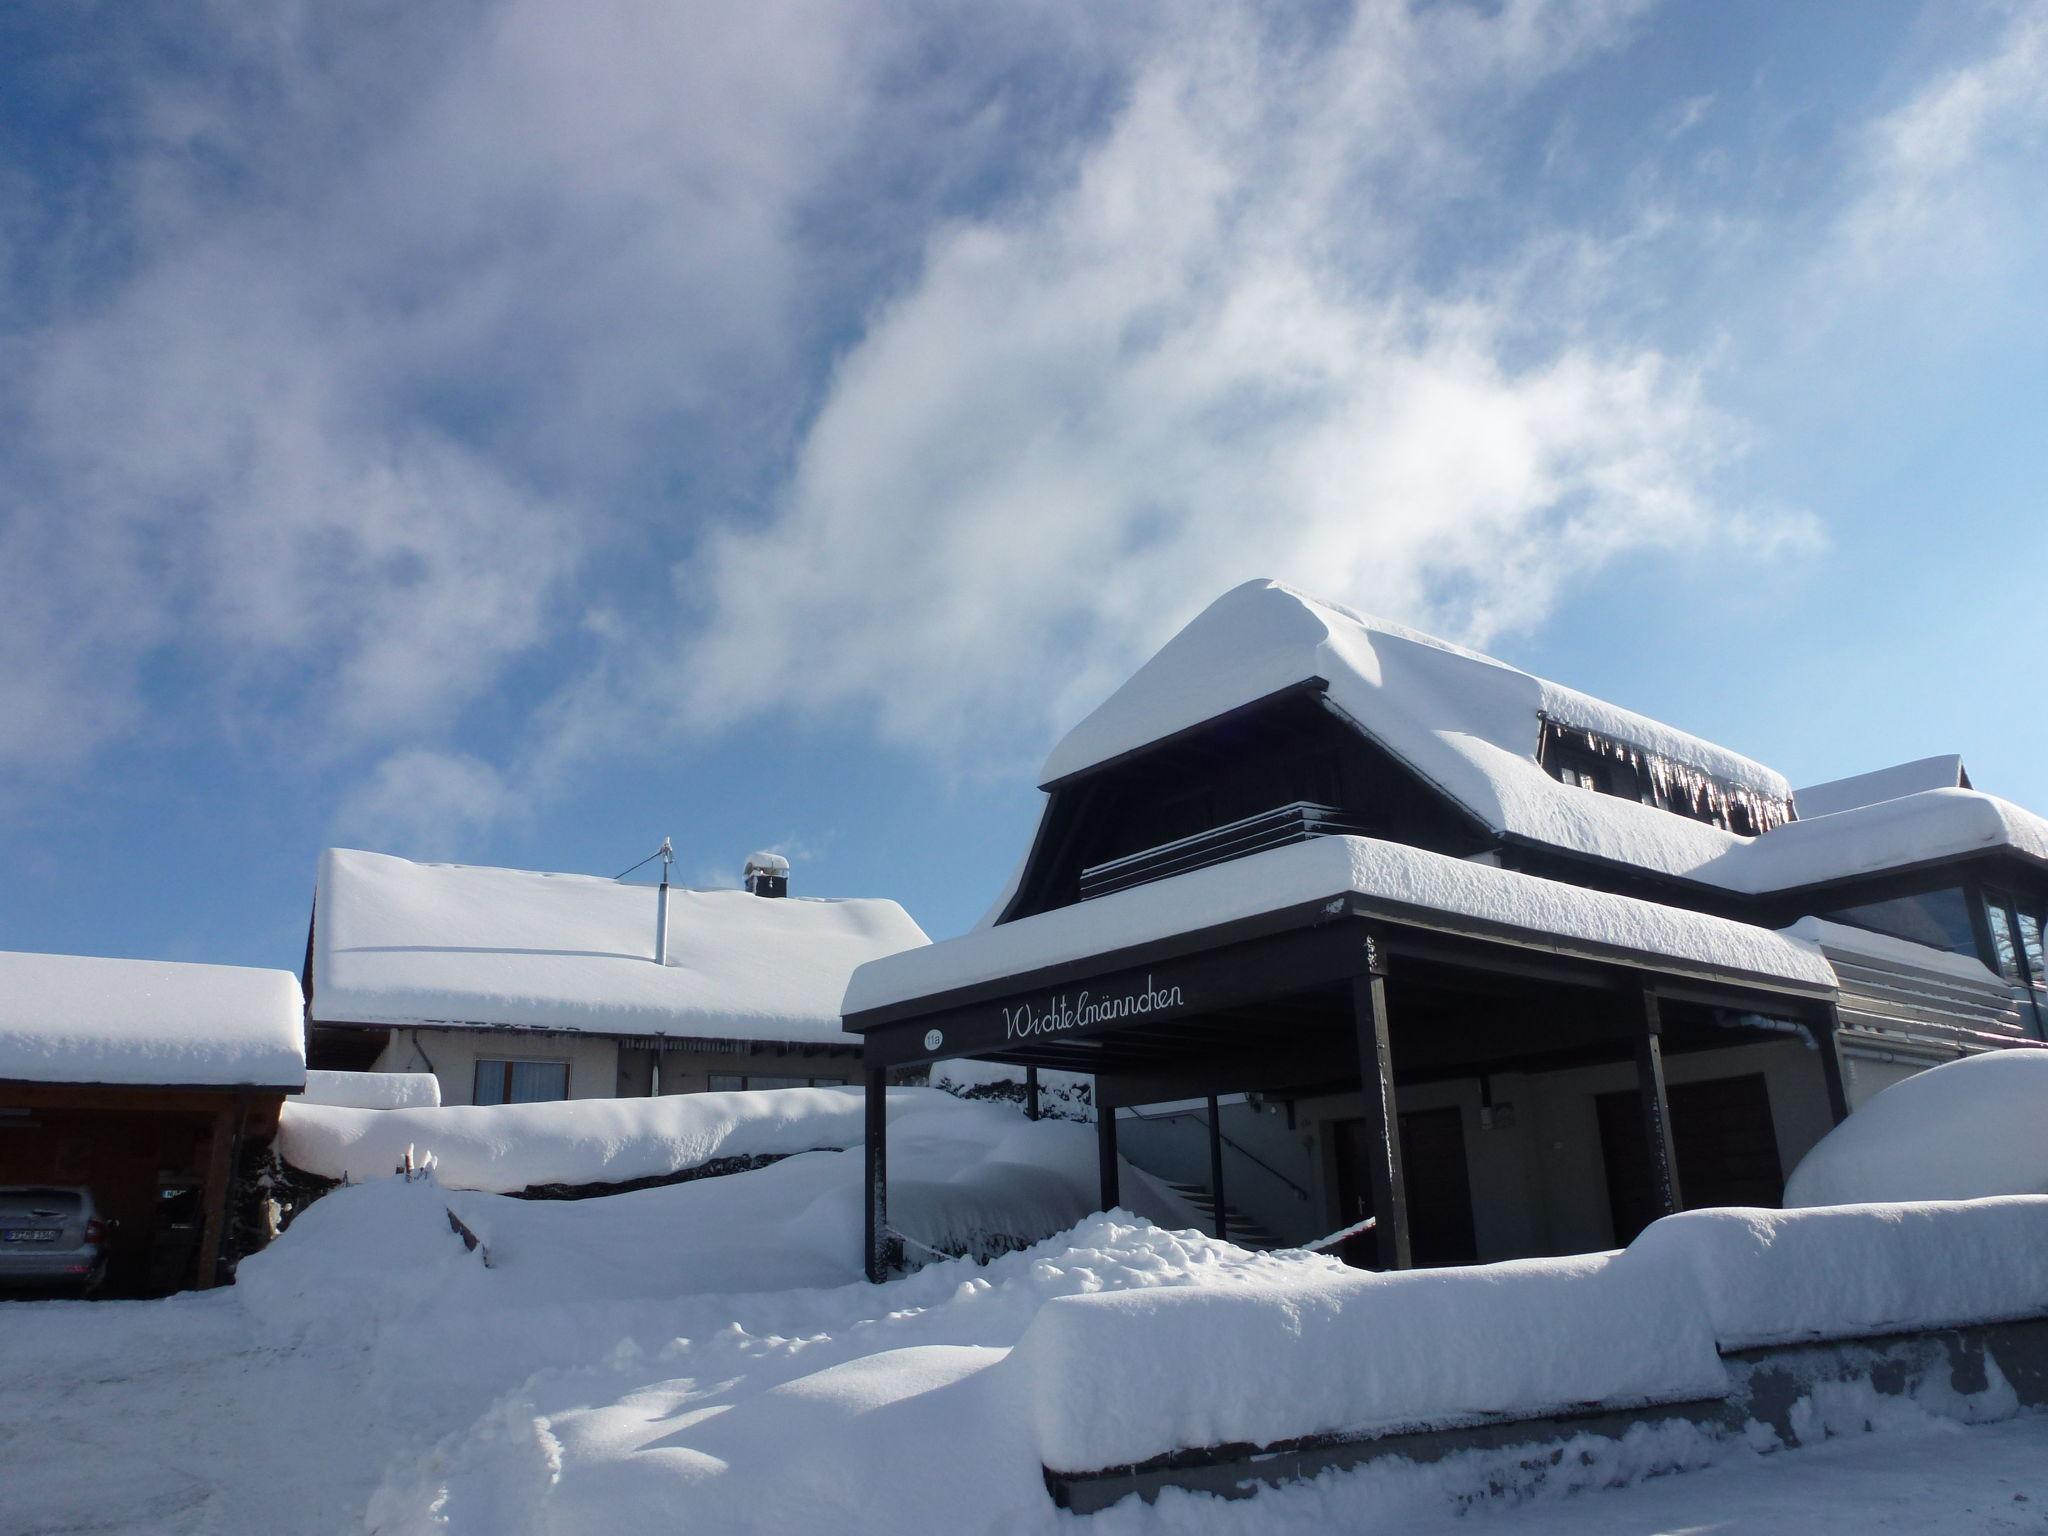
[0,1080,284,1293]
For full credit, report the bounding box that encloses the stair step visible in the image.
[1156,1179,1283,1249]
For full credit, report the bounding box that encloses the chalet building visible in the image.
[845,580,2046,1279]
[305,848,928,1106]
[0,949,306,1294]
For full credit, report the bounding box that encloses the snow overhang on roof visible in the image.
[1025,582,2048,898]
[845,835,1837,1017]
[1796,755,1970,820]
[1034,580,1790,884]
[0,949,307,1089]
[312,848,930,1042]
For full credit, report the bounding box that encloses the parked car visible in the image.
[0,1186,109,1295]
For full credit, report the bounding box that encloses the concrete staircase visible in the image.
[1156,1177,1285,1251]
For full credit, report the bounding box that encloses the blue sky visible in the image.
[2,0,2044,970]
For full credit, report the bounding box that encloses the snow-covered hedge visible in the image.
[1785,1048,2048,1208]
[279,1087,883,1194]
[1014,1197,2048,1472]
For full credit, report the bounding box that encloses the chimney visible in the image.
[744,851,790,898]
[654,837,674,963]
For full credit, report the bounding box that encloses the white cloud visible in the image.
[658,0,1808,765]
[1838,3,2048,266]
[0,0,899,778]
[332,748,519,860]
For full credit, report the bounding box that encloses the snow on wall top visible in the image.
[1797,755,1969,820]
[301,1068,442,1110]
[313,848,929,1041]
[845,833,1834,1015]
[1031,581,2048,895]
[0,949,306,1088]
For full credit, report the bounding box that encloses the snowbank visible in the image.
[1784,1050,2048,1208]
[1016,1197,2048,1471]
[302,1068,442,1110]
[312,847,927,1041]
[848,833,1834,1013]
[0,948,305,1088]
[278,1085,894,1193]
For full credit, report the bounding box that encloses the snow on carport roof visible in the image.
[313,848,929,1042]
[844,834,1836,1016]
[0,949,306,1089]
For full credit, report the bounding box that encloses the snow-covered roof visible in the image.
[846,834,1836,1015]
[0,949,306,1089]
[1034,581,2047,896]
[312,848,929,1042]
[1796,755,1969,819]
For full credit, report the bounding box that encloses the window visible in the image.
[1820,889,1979,957]
[473,1059,569,1105]
[1984,889,2048,996]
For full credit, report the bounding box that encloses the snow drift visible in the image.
[1784,1049,2048,1207]
[1018,1197,2048,1472]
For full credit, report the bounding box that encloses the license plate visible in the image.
[2,1229,60,1243]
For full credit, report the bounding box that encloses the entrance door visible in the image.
[1333,1106,1478,1268]
[1596,1073,1784,1245]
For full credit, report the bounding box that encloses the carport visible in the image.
[843,837,1847,1280]
[0,950,306,1294]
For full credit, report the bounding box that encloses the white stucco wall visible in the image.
[373,1028,622,1107]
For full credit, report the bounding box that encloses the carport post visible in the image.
[1637,988,1683,1219]
[1206,1093,1227,1241]
[1025,1065,1041,1122]
[864,1065,889,1283]
[193,1101,238,1291]
[1351,936,1411,1271]
[1808,1000,1851,1126]
[1096,1082,1120,1212]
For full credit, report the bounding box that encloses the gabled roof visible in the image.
[1029,581,2048,898]
[1797,755,1970,820]
[0,950,306,1089]
[311,848,929,1042]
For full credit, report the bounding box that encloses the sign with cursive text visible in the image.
[1001,975,1186,1041]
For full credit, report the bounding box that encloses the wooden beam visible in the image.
[1206,1093,1227,1242]
[1351,942,1410,1271]
[193,1103,237,1291]
[864,1066,890,1283]
[1637,990,1683,1219]
[1025,1064,1041,1122]
[1809,1001,1851,1126]
[1097,1084,1120,1212]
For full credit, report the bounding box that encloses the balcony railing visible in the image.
[1078,800,1366,902]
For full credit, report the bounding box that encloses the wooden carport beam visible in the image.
[1637,988,1684,1221]
[1206,1093,1227,1242]
[1808,1000,1851,1126]
[1351,936,1410,1271]
[193,1101,238,1291]
[864,1065,891,1284]
[1097,1082,1120,1212]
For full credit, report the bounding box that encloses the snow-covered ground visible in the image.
[5,1085,2046,1536]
